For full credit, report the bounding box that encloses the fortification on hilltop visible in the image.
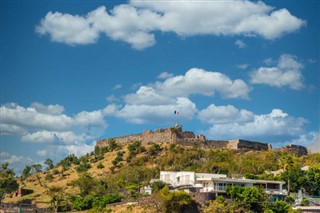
[96,125,277,152]
[96,125,308,155]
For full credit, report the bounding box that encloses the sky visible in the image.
[1,0,319,175]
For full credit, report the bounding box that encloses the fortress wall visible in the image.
[142,129,172,144]
[274,144,308,156]
[96,139,109,147]
[96,134,143,147]
[95,126,307,156]
[237,139,270,151]
[177,131,196,139]
[227,140,239,149]
[206,140,230,149]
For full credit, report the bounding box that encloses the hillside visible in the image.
[3,140,320,212]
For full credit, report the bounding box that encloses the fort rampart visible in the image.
[95,125,307,155]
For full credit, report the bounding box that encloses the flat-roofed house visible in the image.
[159,171,286,197]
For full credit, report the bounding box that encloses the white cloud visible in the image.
[237,64,249,70]
[204,108,307,139]
[0,152,34,176]
[158,72,174,79]
[36,11,99,45]
[36,1,305,49]
[112,84,122,90]
[250,54,304,90]
[36,142,96,159]
[0,103,107,144]
[155,68,251,99]
[103,68,251,124]
[307,133,320,153]
[106,95,120,103]
[110,97,197,124]
[21,130,91,144]
[284,131,319,148]
[125,86,175,105]
[198,104,254,124]
[235,39,247,48]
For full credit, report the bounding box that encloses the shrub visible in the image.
[45,173,54,181]
[76,163,92,173]
[285,196,295,204]
[72,196,93,210]
[148,143,162,156]
[97,163,105,169]
[52,169,59,175]
[92,194,122,209]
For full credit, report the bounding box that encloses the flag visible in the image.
[174,110,179,114]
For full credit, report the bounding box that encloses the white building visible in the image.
[159,171,286,196]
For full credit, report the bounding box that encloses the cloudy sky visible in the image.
[1,0,319,174]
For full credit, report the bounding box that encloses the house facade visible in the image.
[159,171,286,197]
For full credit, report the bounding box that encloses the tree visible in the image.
[281,165,304,194]
[31,163,42,173]
[225,186,268,212]
[151,181,167,193]
[0,163,19,201]
[46,186,67,213]
[268,200,291,213]
[157,185,193,213]
[303,167,320,195]
[203,196,231,213]
[21,165,32,180]
[45,158,54,170]
[71,172,107,197]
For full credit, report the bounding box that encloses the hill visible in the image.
[3,140,320,212]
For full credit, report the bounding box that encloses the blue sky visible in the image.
[1,0,319,174]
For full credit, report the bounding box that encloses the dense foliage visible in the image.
[0,163,19,201]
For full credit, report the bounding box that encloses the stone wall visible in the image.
[95,126,307,155]
[274,144,308,156]
[237,139,271,151]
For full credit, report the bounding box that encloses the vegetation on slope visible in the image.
[2,140,320,212]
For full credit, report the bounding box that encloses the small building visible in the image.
[159,171,286,197]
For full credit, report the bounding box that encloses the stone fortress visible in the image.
[96,125,308,155]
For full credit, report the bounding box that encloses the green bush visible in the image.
[52,169,59,175]
[76,163,92,173]
[92,194,122,209]
[285,196,295,204]
[45,173,54,181]
[97,163,105,169]
[72,196,93,210]
[148,143,162,156]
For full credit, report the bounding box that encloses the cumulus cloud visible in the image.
[198,104,254,124]
[250,54,304,90]
[0,152,34,176]
[112,84,122,90]
[21,131,91,144]
[203,108,307,139]
[156,68,251,99]
[37,142,96,159]
[158,72,174,79]
[36,1,305,49]
[237,64,249,70]
[235,40,247,48]
[307,133,320,153]
[108,97,197,124]
[283,131,319,148]
[0,103,107,144]
[104,68,251,124]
